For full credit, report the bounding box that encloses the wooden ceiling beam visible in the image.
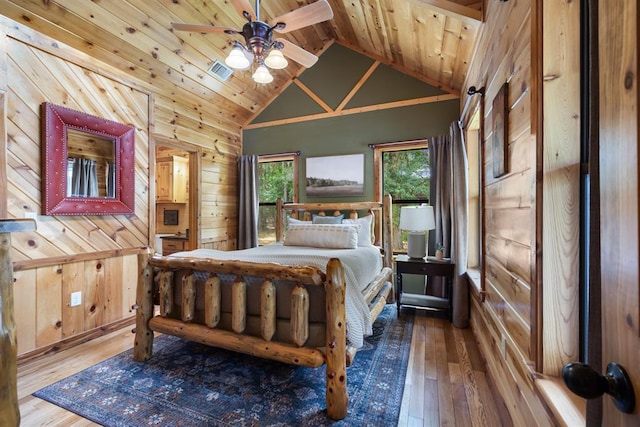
[336,61,380,112]
[243,93,459,130]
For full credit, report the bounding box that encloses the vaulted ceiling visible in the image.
[1,0,482,127]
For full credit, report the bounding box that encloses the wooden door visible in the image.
[599,0,639,424]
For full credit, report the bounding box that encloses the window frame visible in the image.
[465,108,483,293]
[257,152,299,245]
[372,140,431,254]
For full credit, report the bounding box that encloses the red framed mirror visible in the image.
[41,102,135,215]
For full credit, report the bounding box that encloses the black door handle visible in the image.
[562,362,635,413]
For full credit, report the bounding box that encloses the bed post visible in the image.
[0,219,36,427]
[382,194,395,303]
[325,258,348,420]
[382,194,393,269]
[275,197,284,242]
[134,247,154,361]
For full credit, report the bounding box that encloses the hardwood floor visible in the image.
[17,309,511,426]
[397,310,512,426]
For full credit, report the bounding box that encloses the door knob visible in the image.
[562,362,635,413]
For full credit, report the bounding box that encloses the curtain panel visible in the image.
[429,121,469,328]
[238,155,259,249]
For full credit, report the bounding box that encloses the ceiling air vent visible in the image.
[207,60,233,82]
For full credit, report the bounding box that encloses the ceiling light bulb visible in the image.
[225,46,250,69]
[252,64,273,84]
[264,49,288,69]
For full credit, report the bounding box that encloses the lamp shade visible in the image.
[400,205,435,258]
[264,49,288,69]
[252,64,273,84]
[225,46,250,69]
[399,205,435,231]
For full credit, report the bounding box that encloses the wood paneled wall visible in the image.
[1,17,241,358]
[461,0,581,424]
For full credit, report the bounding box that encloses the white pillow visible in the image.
[287,217,311,227]
[342,214,374,246]
[283,224,360,249]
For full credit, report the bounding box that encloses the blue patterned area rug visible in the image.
[34,305,413,426]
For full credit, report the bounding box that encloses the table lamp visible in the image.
[399,205,435,259]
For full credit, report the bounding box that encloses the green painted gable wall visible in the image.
[243,44,459,202]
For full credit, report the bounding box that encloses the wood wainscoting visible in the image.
[13,249,141,361]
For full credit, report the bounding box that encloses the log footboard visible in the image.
[133,249,355,420]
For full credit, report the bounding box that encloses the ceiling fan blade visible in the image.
[276,38,318,68]
[230,0,256,21]
[171,23,238,34]
[271,0,334,34]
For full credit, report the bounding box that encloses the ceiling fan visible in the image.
[171,0,334,83]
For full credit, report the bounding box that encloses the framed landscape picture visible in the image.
[492,82,508,178]
[306,153,364,197]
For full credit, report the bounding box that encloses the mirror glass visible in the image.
[41,102,136,215]
[66,129,116,198]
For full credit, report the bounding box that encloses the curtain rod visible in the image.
[459,86,485,124]
[368,139,428,149]
[258,151,301,160]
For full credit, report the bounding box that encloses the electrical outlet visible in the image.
[70,291,82,307]
[500,334,507,359]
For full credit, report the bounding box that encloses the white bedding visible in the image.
[170,242,383,348]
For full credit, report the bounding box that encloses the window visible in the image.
[464,108,482,292]
[257,153,298,245]
[466,110,482,270]
[373,141,430,253]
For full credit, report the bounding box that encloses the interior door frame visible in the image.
[153,136,200,251]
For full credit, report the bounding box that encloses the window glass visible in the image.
[381,147,430,253]
[258,158,295,245]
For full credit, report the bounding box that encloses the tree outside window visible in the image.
[258,155,298,245]
[379,145,430,253]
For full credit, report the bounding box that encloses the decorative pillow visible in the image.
[312,214,344,224]
[287,217,311,227]
[342,213,374,246]
[283,224,360,249]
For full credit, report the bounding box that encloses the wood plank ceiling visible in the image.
[1,0,482,128]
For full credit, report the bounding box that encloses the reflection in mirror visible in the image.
[66,129,116,198]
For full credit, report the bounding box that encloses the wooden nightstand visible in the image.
[395,254,455,320]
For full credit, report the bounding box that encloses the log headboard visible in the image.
[275,194,393,268]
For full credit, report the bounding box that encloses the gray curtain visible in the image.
[106,162,116,198]
[68,157,98,197]
[429,121,469,328]
[238,155,259,249]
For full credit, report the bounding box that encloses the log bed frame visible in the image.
[133,196,394,420]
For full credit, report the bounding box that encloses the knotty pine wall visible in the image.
[461,0,581,425]
[1,18,240,358]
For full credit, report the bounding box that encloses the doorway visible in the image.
[154,143,198,256]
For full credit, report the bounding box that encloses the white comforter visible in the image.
[170,242,383,348]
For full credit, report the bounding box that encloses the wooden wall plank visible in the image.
[61,262,84,338]
[121,254,139,319]
[13,269,36,354]
[83,259,105,331]
[103,256,124,325]
[485,257,531,325]
[34,265,62,349]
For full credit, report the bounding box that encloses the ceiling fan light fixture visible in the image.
[264,49,288,69]
[225,45,251,69]
[252,64,273,84]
